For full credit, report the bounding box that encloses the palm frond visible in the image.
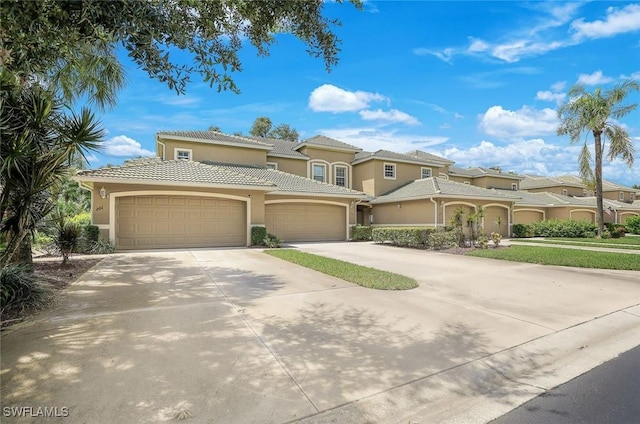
[578,143,594,183]
[605,125,634,166]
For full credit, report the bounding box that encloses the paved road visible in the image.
[490,344,640,424]
[1,244,639,423]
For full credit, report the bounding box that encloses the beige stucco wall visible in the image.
[352,160,376,196]
[473,176,519,190]
[603,190,635,203]
[448,176,472,184]
[546,207,595,222]
[298,146,356,164]
[354,160,425,197]
[371,200,435,226]
[160,139,267,165]
[267,156,307,176]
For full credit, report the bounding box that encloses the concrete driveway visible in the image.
[1,243,639,424]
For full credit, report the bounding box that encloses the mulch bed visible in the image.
[1,257,103,328]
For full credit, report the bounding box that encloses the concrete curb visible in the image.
[296,305,640,424]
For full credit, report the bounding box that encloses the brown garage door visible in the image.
[116,195,246,249]
[514,210,544,225]
[266,203,346,242]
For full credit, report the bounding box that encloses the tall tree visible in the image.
[557,80,639,235]
[270,124,299,141]
[1,0,361,97]
[250,117,273,138]
[0,71,104,267]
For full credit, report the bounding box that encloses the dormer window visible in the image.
[266,162,278,170]
[313,164,326,182]
[619,191,625,201]
[421,167,432,179]
[631,193,636,201]
[334,166,347,187]
[511,183,518,191]
[175,148,192,161]
[562,188,568,196]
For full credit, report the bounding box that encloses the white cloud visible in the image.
[467,37,490,53]
[536,90,566,104]
[319,127,448,153]
[479,105,558,138]
[103,135,155,157]
[577,70,614,85]
[491,40,566,63]
[359,109,420,125]
[454,112,464,120]
[571,4,640,40]
[551,81,567,92]
[620,71,640,81]
[308,84,386,112]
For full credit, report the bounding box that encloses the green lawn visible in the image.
[466,245,640,270]
[265,249,418,290]
[512,238,640,250]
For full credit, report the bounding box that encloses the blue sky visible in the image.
[93,1,640,186]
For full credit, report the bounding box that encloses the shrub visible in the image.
[55,222,82,264]
[427,230,458,250]
[33,231,54,252]
[490,232,502,247]
[623,216,640,235]
[251,226,267,246]
[1,264,52,313]
[88,239,116,254]
[605,223,626,238]
[67,212,91,227]
[512,223,533,238]
[263,233,282,248]
[529,219,597,238]
[350,225,372,241]
[84,225,100,244]
[372,227,435,248]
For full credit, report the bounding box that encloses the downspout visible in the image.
[430,197,439,228]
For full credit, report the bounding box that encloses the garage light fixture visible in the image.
[99,186,107,199]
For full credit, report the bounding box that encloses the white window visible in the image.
[421,167,432,179]
[175,148,192,161]
[631,193,636,201]
[266,162,278,170]
[383,163,396,180]
[464,181,471,185]
[334,166,347,187]
[562,188,568,196]
[619,191,625,201]
[312,164,326,182]
[511,183,518,191]
[583,189,587,196]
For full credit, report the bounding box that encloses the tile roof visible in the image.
[449,166,523,179]
[353,150,440,166]
[404,150,454,165]
[297,135,362,151]
[372,177,520,203]
[203,162,366,197]
[157,130,272,149]
[246,136,309,159]
[520,174,584,189]
[76,158,275,188]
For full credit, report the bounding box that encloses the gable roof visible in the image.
[156,130,273,150]
[202,162,366,198]
[295,135,362,152]
[448,166,523,180]
[404,150,454,165]
[75,158,275,189]
[246,136,309,160]
[353,150,444,166]
[372,177,520,204]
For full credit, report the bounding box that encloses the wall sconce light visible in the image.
[397,204,402,210]
[99,186,107,199]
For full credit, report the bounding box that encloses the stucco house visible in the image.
[75,130,640,250]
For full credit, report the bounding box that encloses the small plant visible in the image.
[477,234,489,249]
[1,263,52,313]
[490,232,502,247]
[263,233,282,248]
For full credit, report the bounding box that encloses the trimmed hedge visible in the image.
[512,223,533,238]
[529,219,597,238]
[626,216,640,235]
[350,225,372,241]
[372,227,435,248]
[251,226,267,246]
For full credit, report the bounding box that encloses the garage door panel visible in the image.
[116,195,245,249]
[265,202,345,242]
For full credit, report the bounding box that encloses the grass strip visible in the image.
[512,239,640,250]
[466,245,640,270]
[265,249,418,290]
[545,237,640,245]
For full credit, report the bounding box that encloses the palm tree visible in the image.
[557,80,639,235]
[0,70,104,268]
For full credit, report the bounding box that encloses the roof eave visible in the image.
[73,176,276,191]
[156,134,273,151]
